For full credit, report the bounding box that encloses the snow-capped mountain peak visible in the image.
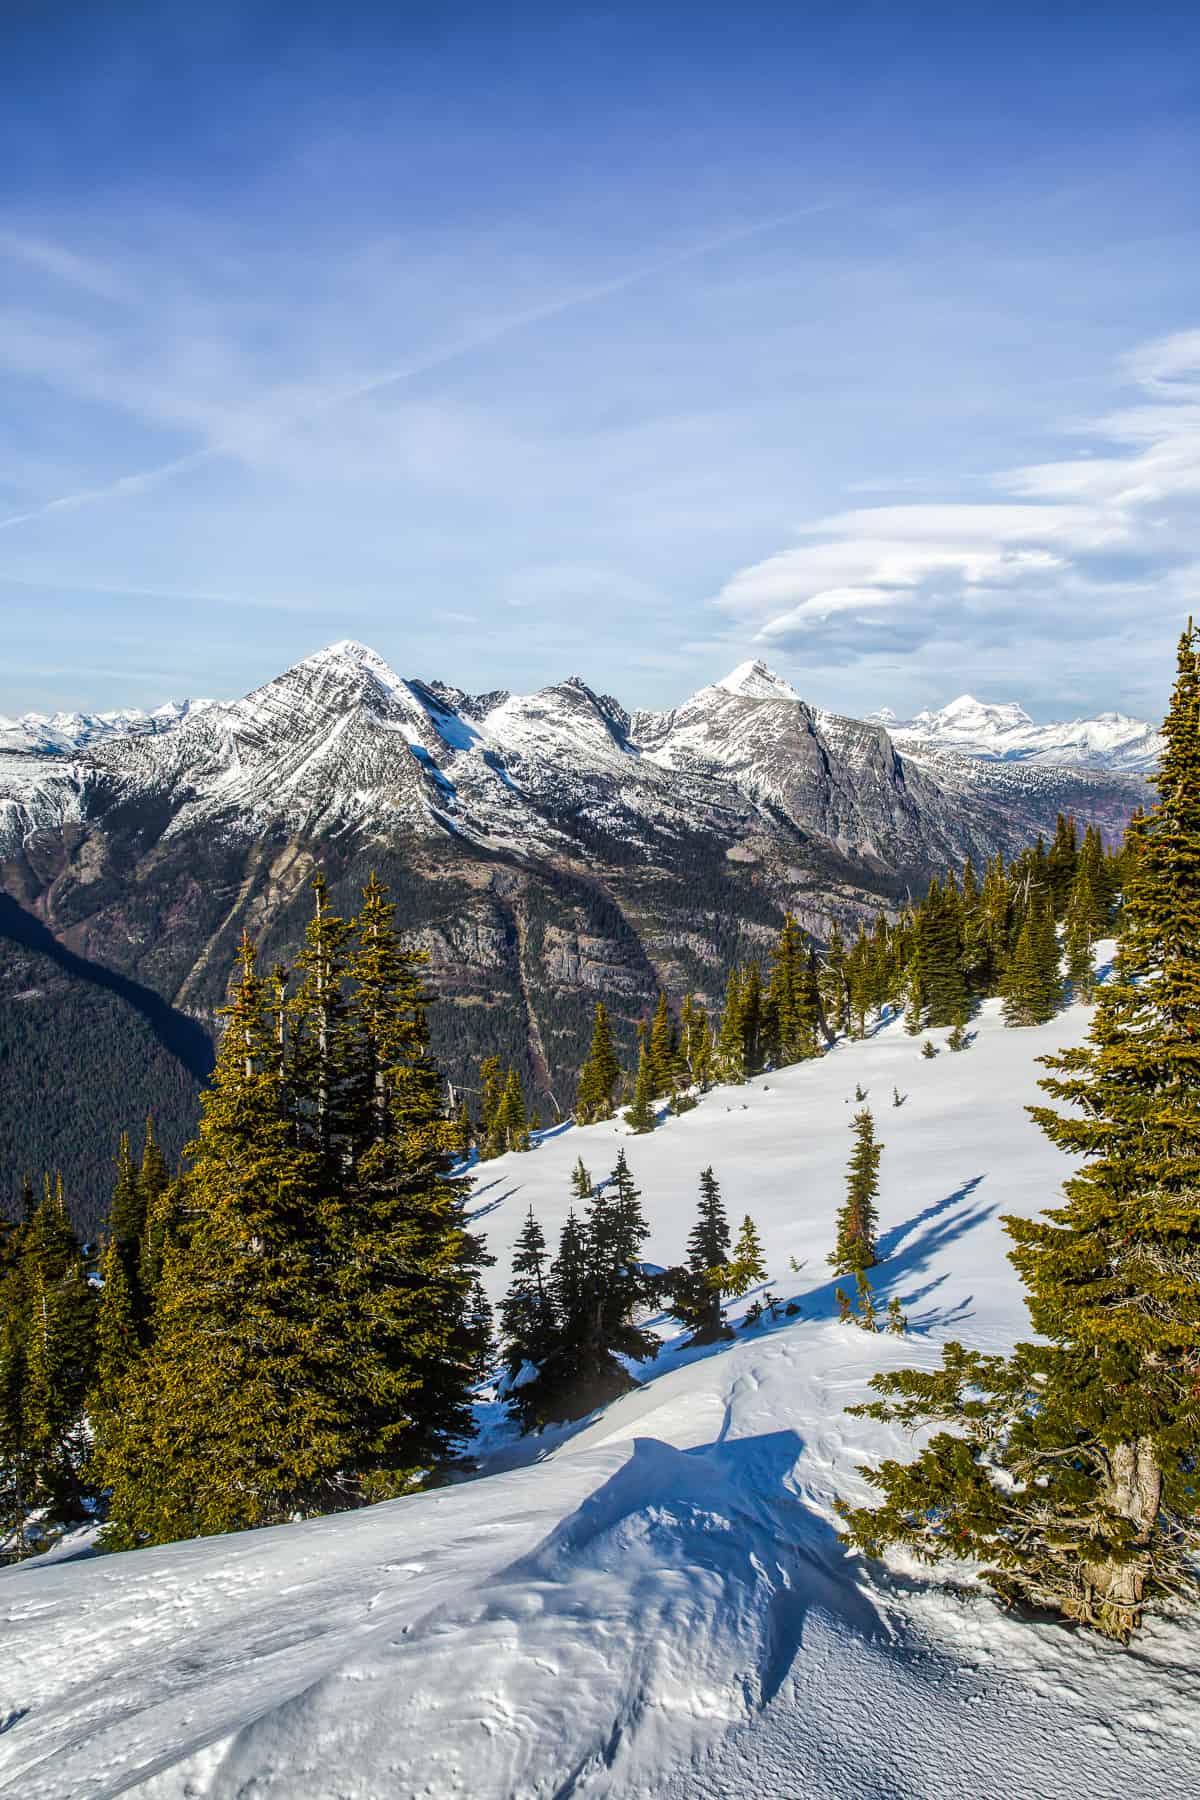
[292,638,416,708]
[716,659,802,703]
[919,694,1035,733]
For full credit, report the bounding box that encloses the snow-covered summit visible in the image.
[872,693,1163,773]
[920,694,1035,734]
[716,659,802,703]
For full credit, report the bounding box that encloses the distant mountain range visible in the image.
[0,643,1153,1229]
[869,694,1162,774]
[0,698,216,757]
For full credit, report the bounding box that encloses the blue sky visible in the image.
[2,1,1198,721]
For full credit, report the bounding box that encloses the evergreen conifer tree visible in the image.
[1000,899,1062,1026]
[916,879,968,1026]
[646,991,678,1099]
[499,1206,557,1415]
[477,1056,505,1157]
[575,1001,621,1123]
[288,872,356,1170]
[95,940,350,1545]
[715,968,746,1083]
[99,878,483,1545]
[1064,852,1107,1000]
[903,964,925,1035]
[343,875,482,1485]
[1047,812,1079,920]
[740,961,764,1075]
[675,1167,731,1341]
[455,1100,473,1157]
[465,1278,496,1380]
[840,626,1200,1640]
[764,914,818,1066]
[497,1069,531,1152]
[846,924,872,1038]
[624,1044,656,1133]
[819,921,851,1040]
[138,1115,170,1209]
[689,1007,714,1090]
[598,1150,656,1358]
[108,1134,143,1283]
[830,1109,882,1273]
[725,1214,767,1296]
[13,1180,95,1526]
[88,1238,138,1478]
[854,1267,879,1332]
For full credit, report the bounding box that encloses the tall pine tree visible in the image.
[575,1001,621,1123]
[840,626,1200,1641]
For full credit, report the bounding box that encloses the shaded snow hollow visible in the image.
[2,962,1197,1798]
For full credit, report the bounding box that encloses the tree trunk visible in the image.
[1083,1437,1163,1639]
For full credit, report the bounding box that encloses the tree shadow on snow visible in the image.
[485,1428,881,1737]
[875,1174,987,1261]
[466,1187,523,1225]
[785,1180,994,1330]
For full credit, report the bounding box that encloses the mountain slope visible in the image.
[0,897,212,1236]
[0,645,1149,1224]
[4,975,1196,1798]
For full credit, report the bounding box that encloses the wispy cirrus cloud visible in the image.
[0,203,831,535]
[0,228,128,303]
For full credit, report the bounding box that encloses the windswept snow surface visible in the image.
[3,967,1197,1798]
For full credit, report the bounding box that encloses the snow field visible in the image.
[2,959,1197,1797]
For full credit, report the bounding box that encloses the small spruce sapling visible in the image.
[921,1039,938,1060]
[855,1268,879,1332]
[886,1295,907,1335]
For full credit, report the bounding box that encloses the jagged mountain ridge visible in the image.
[4,644,1129,873]
[1,641,1040,872]
[0,643,1149,1228]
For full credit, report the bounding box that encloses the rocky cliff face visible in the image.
[0,642,1149,1226]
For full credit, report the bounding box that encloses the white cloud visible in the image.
[713,328,1200,673]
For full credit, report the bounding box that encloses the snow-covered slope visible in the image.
[873,694,1163,773]
[4,969,1197,1798]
